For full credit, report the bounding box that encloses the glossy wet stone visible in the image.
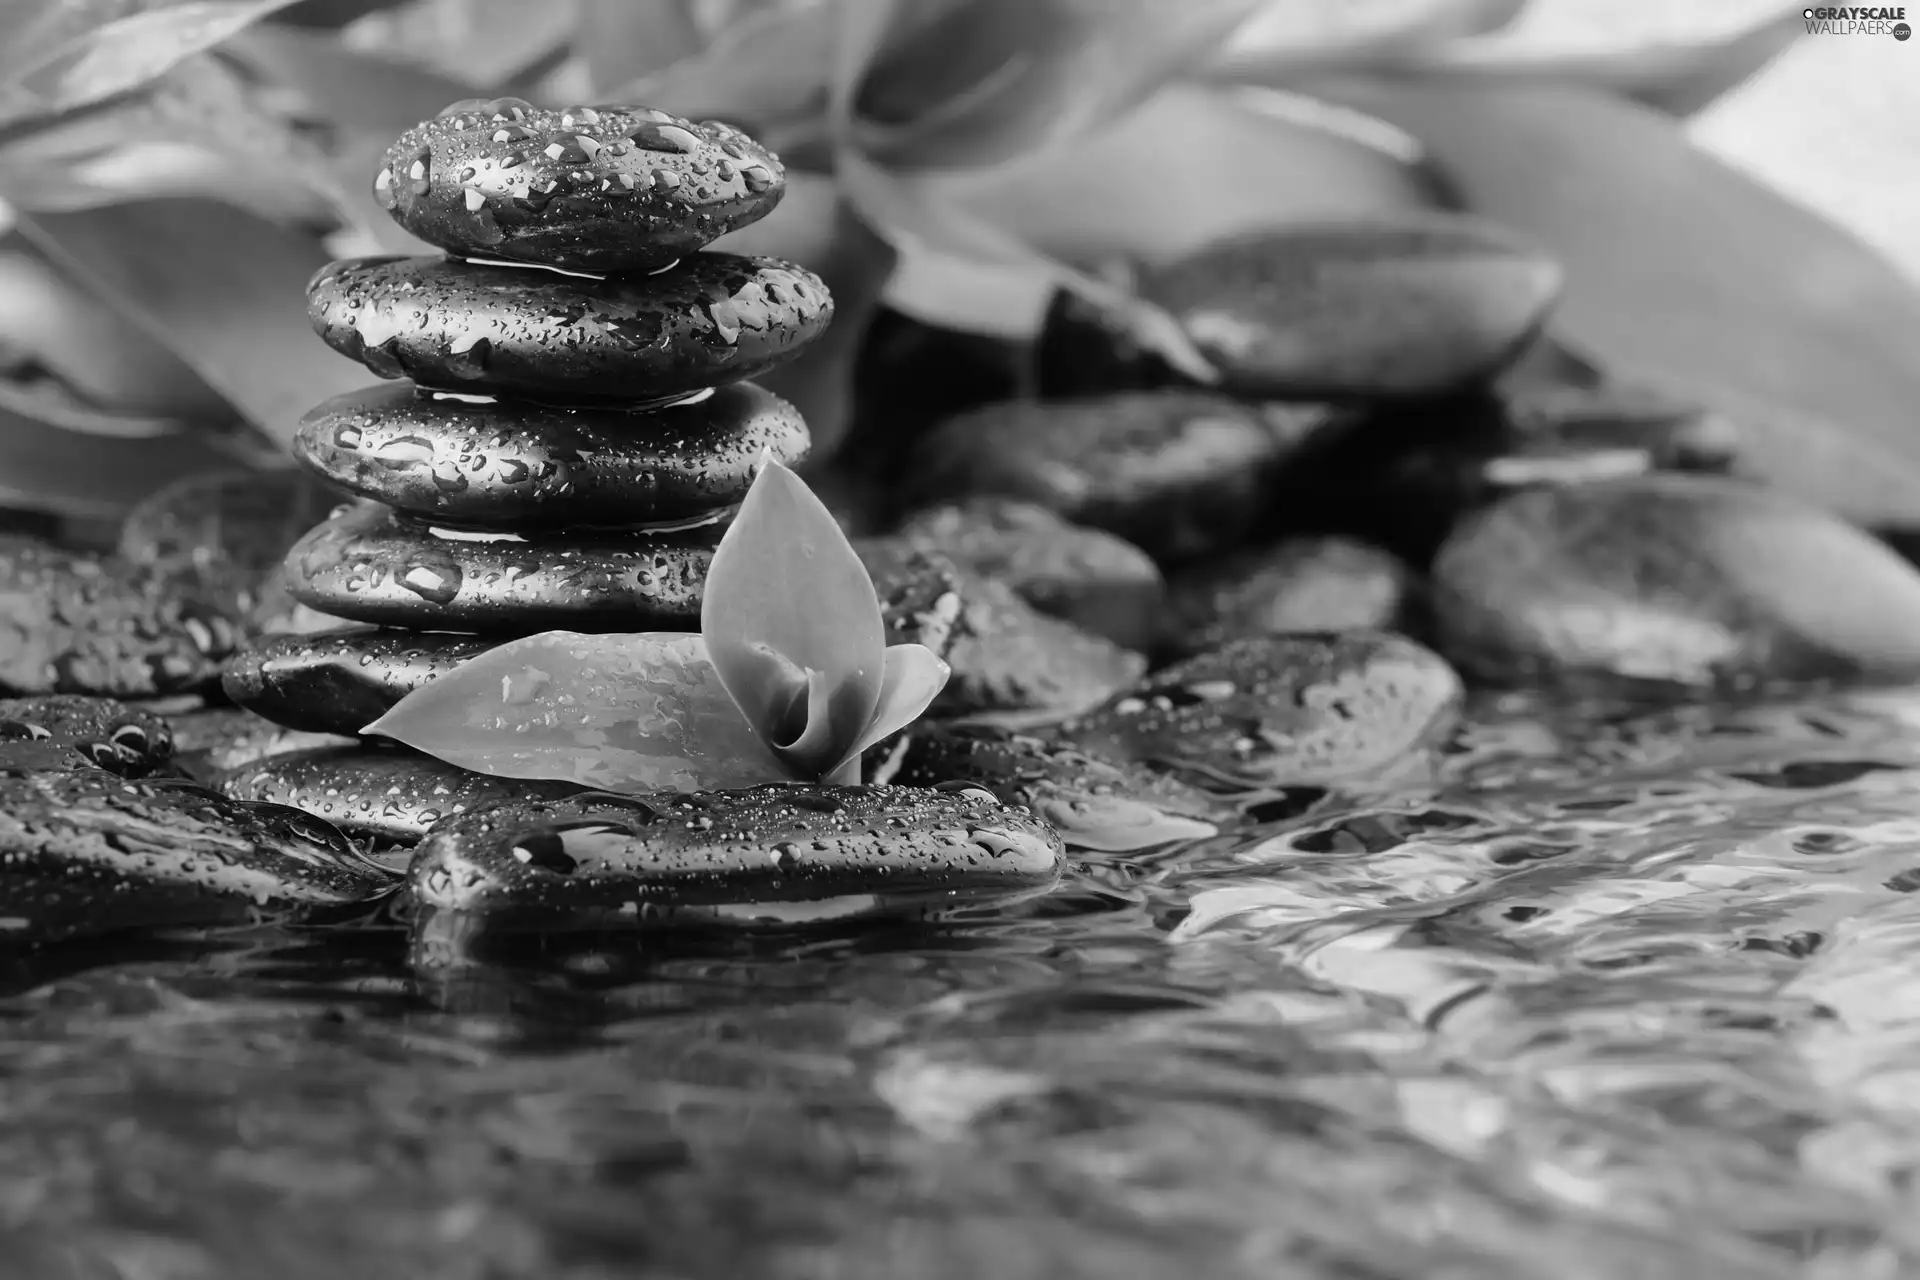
[243,566,372,640]
[294,380,809,530]
[407,784,1065,932]
[117,468,345,616]
[308,253,832,403]
[377,100,785,274]
[0,771,395,944]
[0,695,172,777]
[1139,213,1563,398]
[856,540,966,660]
[287,501,720,632]
[216,745,582,844]
[1430,474,1920,693]
[1063,632,1463,788]
[882,724,1229,852]
[895,500,1166,650]
[1165,537,1412,658]
[222,629,497,737]
[0,536,236,696]
[904,393,1338,563]
[165,706,356,786]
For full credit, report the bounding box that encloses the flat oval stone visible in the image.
[0,770,395,945]
[307,253,832,402]
[216,745,582,844]
[377,101,785,274]
[166,706,357,785]
[1430,474,1920,692]
[222,629,497,737]
[895,500,1166,651]
[1063,632,1463,788]
[1140,213,1563,398]
[0,536,237,696]
[904,393,1339,563]
[286,501,720,632]
[1165,537,1411,658]
[0,695,172,776]
[407,784,1064,932]
[294,380,808,529]
[117,468,344,613]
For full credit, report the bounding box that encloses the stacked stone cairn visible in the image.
[216,98,830,844]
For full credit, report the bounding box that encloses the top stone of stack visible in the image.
[375,97,787,274]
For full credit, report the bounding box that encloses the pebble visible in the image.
[294,380,809,529]
[215,744,582,844]
[856,539,968,660]
[407,784,1064,932]
[1062,632,1463,788]
[903,393,1338,563]
[1430,473,1920,692]
[307,253,833,402]
[116,468,344,616]
[0,770,395,945]
[286,500,720,632]
[0,695,172,776]
[221,629,497,737]
[165,706,357,785]
[1139,212,1563,398]
[1164,537,1411,658]
[377,100,785,274]
[895,499,1166,650]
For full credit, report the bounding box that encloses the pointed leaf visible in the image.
[702,458,886,765]
[363,631,793,793]
[1303,76,1920,528]
[841,642,951,767]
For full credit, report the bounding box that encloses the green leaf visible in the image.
[843,642,950,764]
[0,403,263,518]
[1302,76,1920,529]
[362,632,793,792]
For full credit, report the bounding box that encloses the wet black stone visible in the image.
[407,784,1064,932]
[903,393,1339,564]
[1062,632,1463,788]
[0,770,395,945]
[0,695,172,776]
[1164,537,1412,658]
[894,500,1166,651]
[857,540,966,660]
[286,501,720,632]
[1139,213,1563,399]
[1430,474,1920,692]
[221,629,497,737]
[376,101,785,274]
[0,536,237,696]
[882,724,1231,852]
[307,253,832,403]
[294,380,809,530]
[215,745,583,844]
[165,706,356,786]
[242,566,370,640]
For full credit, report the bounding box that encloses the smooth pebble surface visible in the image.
[0,695,172,777]
[294,380,808,529]
[377,99,785,273]
[1164,536,1411,657]
[221,629,498,737]
[307,253,832,403]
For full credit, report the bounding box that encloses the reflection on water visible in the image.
[9,689,1920,1277]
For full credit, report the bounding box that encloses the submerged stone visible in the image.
[1164,537,1411,658]
[0,695,172,777]
[1063,632,1463,788]
[116,468,344,616]
[377,101,785,274]
[0,771,395,945]
[1140,213,1563,398]
[216,745,582,844]
[286,500,719,632]
[1430,474,1920,692]
[294,380,809,530]
[308,253,832,403]
[221,629,498,737]
[407,784,1065,931]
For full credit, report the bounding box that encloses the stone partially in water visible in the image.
[1164,537,1412,658]
[216,745,582,844]
[221,629,498,737]
[0,536,236,696]
[1063,632,1463,788]
[0,695,172,776]
[294,380,809,530]
[377,101,785,274]
[1430,474,1920,692]
[407,784,1064,932]
[883,724,1229,852]
[116,468,345,616]
[895,499,1165,651]
[1139,213,1563,398]
[0,770,395,945]
[286,501,719,632]
[165,706,357,785]
[307,253,832,403]
[903,393,1338,563]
